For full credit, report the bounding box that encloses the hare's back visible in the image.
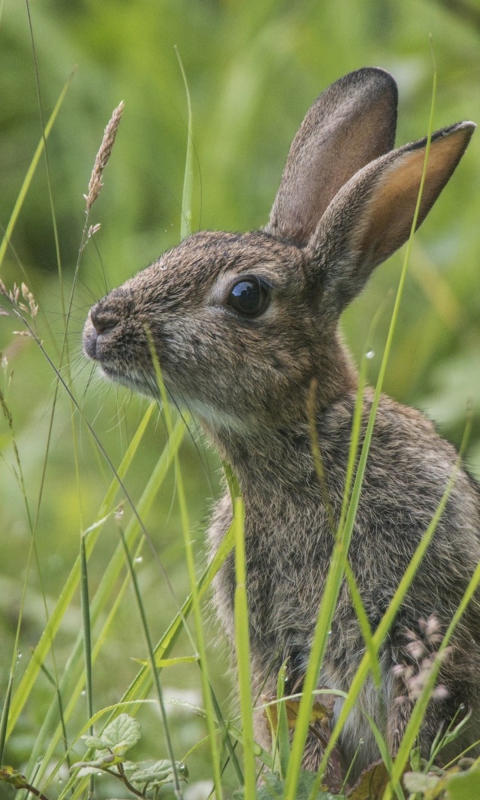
[321,392,480,612]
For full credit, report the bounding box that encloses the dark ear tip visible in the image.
[355,66,396,82]
[437,120,476,136]
[397,120,476,159]
[431,120,476,158]
[346,66,398,100]
[453,123,476,163]
[454,120,476,139]
[333,69,398,126]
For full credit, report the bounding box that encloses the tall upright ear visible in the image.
[265,67,398,245]
[309,121,475,315]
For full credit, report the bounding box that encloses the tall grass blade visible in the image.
[209,683,244,785]
[80,534,93,728]
[118,517,235,707]
[28,542,149,792]
[0,72,73,272]
[147,341,224,799]
[116,521,183,798]
[175,46,194,240]
[0,674,13,764]
[80,532,94,798]
[233,497,256,794]
[275,663,291,778]
[343,560,380,687]
[341,313,388,691]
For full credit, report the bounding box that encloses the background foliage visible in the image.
[1,0,480,797]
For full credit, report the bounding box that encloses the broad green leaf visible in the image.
[347,760,390,800]
[75,766,104,778]
[73,753,119,772]
[403,771,442,796]
[100,713,141,753]
[130,759,189,788]
[81,736,107,750]
[447,767,480,800]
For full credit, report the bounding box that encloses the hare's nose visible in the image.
[83,304,119,361]
[90,304,118,336]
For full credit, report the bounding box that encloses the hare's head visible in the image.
[83,68,474,433]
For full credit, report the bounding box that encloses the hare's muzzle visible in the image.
[83,304,118,361]
[83,293,157,396]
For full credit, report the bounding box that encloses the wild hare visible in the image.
[83,68,480,783]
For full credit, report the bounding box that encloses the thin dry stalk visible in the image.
[0,280,38,319]
[84,101,124,211]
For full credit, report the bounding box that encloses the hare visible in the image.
[83,68,480,782]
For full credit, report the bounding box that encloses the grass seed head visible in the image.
[85,101,124,212]
[394,616,452,704]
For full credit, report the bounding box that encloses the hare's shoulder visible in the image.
[364,391,478,493]
[321,390,480,535]
[322,389,463,474]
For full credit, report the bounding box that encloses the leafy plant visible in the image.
[1,714,188,800]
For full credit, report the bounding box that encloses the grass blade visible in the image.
[147,339,224,799]
[116,520,183,799]
[0,72,74,271]
[175,46,194,240]
[233,497,256,794]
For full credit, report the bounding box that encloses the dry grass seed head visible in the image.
[394,616,452,704]
[85,101,124,211]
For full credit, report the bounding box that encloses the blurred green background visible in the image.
[1,0,480,797]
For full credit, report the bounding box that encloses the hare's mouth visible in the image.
[98,363,161,400]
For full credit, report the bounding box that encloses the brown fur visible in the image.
[83,68,479,781]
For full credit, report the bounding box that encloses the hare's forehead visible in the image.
[147,230,302,287]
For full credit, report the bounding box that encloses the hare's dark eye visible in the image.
[227,277,270,317]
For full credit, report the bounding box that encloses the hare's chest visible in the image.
[208,491,335,654]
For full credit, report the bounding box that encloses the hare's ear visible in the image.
[309,121,475,315]
[265,67,398,245]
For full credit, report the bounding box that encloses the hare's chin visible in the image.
[98,363,249,431]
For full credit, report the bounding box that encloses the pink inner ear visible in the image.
[354,126,473,269]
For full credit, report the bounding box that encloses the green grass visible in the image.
[1,2,480,799]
